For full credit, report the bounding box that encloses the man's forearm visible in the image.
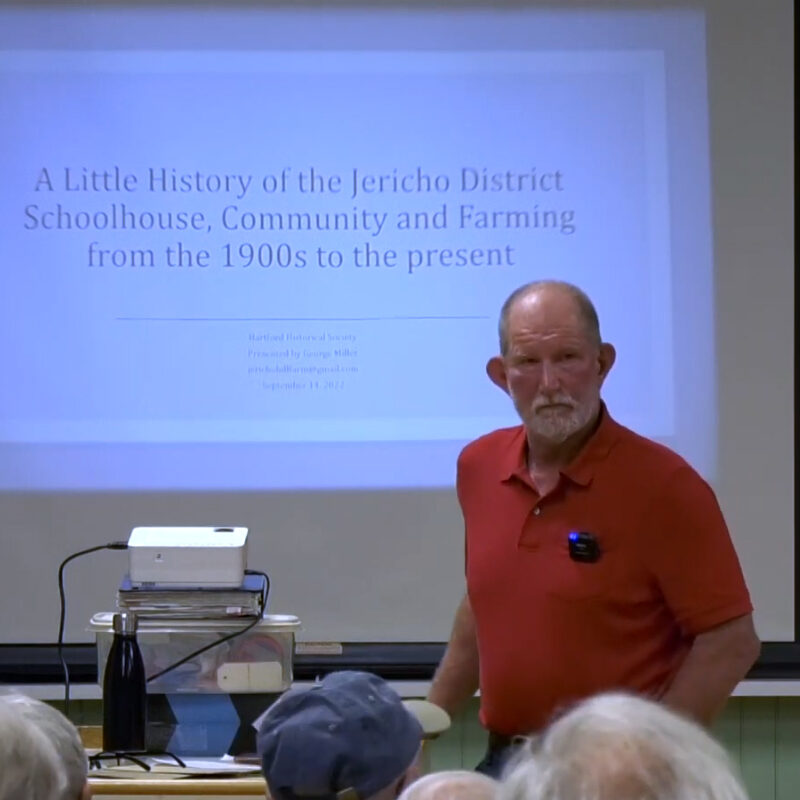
[662,614,760,725]
[428,594,480,716]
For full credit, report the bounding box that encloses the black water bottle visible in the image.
[103,611,147,752]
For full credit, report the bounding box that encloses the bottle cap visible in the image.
[112,611,138,635]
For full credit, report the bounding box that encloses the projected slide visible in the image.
[0,9,713,490]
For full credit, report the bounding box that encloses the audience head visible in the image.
[0,695,67,800]
[5,693,91,799]
[399,770,497,800]
[500,692,749,800]
[0,692,90,800]
[257,670,435,800]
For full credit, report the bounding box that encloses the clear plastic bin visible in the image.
[90,612,300,694]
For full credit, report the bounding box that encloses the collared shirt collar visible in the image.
[500,403,621,487]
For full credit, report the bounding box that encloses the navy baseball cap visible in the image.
[256,671,435,800]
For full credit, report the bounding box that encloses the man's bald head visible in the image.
[498,280,602,356]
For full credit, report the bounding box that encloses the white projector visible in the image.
[128,526,248,588]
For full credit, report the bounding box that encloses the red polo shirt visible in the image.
[458,407,752,736]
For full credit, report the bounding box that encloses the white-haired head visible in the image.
[0,696,67,800]
[399,770,498,800]
[1,693,89,799]
[500,693,750,800]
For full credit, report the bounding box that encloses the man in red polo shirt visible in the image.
[428,280,760,777]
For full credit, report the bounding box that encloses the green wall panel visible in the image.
[739,697,778,799]
[775,698,800,800]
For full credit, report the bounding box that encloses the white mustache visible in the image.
[532,394,575,411]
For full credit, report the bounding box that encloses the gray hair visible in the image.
[1,693,88,800]
[400,771,498,800]
[499,693,750,800]
[498,280,601,355]
[0,696,66,800]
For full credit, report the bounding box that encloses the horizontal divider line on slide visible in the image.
[1,643,800,684]
[115,316,491,322]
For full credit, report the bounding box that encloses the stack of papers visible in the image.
[88,755,262,779]
[117,573,265,618]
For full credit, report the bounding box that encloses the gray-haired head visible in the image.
[499,693,750,800]
[0,696,67,800]
[1,693,89,800]
[399,770,498,800]
[498,280,602,355]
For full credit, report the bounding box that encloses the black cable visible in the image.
[145,570,270,684]
[57,541,129,718]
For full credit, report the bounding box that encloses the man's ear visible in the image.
[486,356,510,393]
[598,343,616,382]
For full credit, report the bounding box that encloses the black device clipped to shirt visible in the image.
[568,531,601,563]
